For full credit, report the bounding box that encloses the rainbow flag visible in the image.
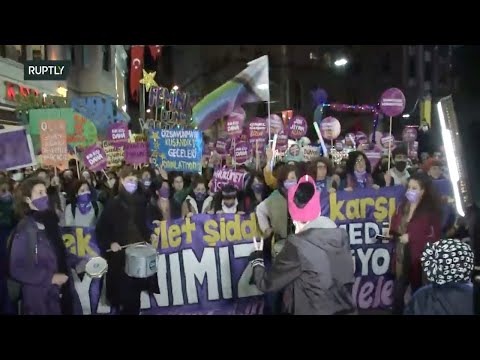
[192,56,270,130]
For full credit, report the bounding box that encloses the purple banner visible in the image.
[225,107,245,138]
[248,118,267,140]
[234,141,250,165]
[0,128,35,171]
[83,144,108,172]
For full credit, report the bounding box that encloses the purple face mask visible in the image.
[159,187,170,199]
[405,189,420,203]
[194,191,207,201]
[77,193,93,214]
[123,181,138,194]
[32,196,49,211]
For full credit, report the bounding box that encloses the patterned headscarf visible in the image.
[421,239,474,285]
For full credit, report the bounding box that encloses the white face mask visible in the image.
[11,172,24,182]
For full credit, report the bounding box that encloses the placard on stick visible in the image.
[39,120,68,170]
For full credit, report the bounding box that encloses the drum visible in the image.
[85,257,108,279]
[124,243,158,278]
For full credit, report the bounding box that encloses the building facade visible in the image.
[0,45,128,125]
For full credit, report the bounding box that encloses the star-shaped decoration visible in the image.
[139,70,158,92]
[151,131,160,141]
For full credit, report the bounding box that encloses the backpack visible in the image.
[71,201,99,219]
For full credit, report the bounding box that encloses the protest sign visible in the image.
[39,120,68,169]
[125,142,149,165]
[0,127,37,171]
[302,145,320,162]
[210,168,249,192]
[107,122,129,147]
[102,141,124,168]
[83,144,108,172]
[149,129,203,172]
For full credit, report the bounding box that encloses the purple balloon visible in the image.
[267,114,284,135]
[275,132,288,152]
[380,88,406,117]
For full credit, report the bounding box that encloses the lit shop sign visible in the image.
[4,81,40,102]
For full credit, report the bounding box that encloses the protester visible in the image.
[306,157,339,193]
[139,167,156,200]
[61,169,78,203]
[169,172,190,219]
[64,181,102,227]
[10,170,24,189]
[389,173,442,314]
[344,151,379,190]
[8,178,83,315]
[146,178,170,223]
[213,184,244,214]
[256,164,299,240]
[404,239,474,315]
[96,170,119,205]
[424,158,445,180]
[0,179,16,314]
[81,170,98,200]
[386,146,411,187]
[182,175,214,216]
[35,168,66,223]
[242,172,269,213]
[249,175,356,315]
[96,165,156,315]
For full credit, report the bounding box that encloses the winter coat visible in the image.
[8,216,82,315]
[252,216,357,315]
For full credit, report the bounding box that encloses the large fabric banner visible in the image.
[64,186,405,315]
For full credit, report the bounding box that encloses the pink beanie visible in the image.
[287,175,321,222]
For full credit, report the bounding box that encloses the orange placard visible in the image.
[39,120,68,169]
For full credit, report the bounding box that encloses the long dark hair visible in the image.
[14,177,47,218]
[70,180,94,206]
[346,151,372,176]
[399,173,443,222]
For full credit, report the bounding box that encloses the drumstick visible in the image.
[106,241,145,252]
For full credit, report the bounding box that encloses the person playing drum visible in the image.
[96,165,158,315]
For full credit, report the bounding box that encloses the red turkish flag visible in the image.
[130,45,145,102]
[148,45,162,61]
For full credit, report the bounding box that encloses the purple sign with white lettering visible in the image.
[106,122,129,148]
[267,114,284,135]
[380,88,406,117]
[234,141,250,165]
[82,144,107,171]
[225,107,245,138]
[288,115,308,139]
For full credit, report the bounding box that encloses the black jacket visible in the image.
[95,190,151,306]
[404,283,473,315]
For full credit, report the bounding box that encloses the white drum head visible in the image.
[85,257,108,278]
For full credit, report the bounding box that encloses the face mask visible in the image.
[223,200,236,208]
[422,126,429,132]
[11,173,24,182]
[107,178,116,189]
[123,181,138,194]
[194,191,207,201]
[159,187,170,199]
[252,183,264,194]
[31,196,49,211]
[405,190,420,204]
[82,172,90,180]
[283,180,297,190]
[395,161,407,172]
[143,179,152,187]
[0,192,13,203]
[354,170,366,178]
[77,192,92,204]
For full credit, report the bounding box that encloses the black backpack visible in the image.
[71,201,99,219]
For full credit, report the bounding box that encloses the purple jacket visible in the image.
[9,217,82,315]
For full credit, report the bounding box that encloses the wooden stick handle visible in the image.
[106,241,145,253]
